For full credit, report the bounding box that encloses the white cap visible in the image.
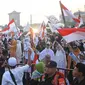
[8,57,17,66]
[46,41,50,45]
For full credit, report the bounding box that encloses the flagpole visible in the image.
[59,1,66,27]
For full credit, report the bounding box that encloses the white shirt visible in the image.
[2,65,29,85]
[39,48,54,60]
[52,50,67,68]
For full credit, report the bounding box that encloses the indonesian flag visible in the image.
[39,21,46,39]
[0,19,19,34]
[8,19,18,33]
[57,28,85,43]
[60,1,80,23]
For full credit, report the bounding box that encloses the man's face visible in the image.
[45,67,56,75]
[73,67,82,77]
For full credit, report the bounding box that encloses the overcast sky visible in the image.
[0,0,85,26]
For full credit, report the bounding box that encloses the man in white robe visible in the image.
[39,41,54,61]
[52,42,67,74]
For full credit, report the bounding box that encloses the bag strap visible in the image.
[9,69,17,85]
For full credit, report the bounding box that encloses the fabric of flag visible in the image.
[23,23,30,32]
[78,18,83,27]
[8,19,18,33]
[75,12,83,28]
[29,28,34,39]
[39,21,46,39]
[60,1,80,23]
[0,27,9,34]
[1,19,18,34]
[57,28,85,43]
[47,15,59,24]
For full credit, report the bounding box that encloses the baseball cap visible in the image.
[8,57,17,66]
[46,61,57,68]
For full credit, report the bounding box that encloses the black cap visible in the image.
[46,61,57,68]
[76,63,85,76]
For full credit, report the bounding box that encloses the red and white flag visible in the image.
[0,19,19,35]
[60,1,80,23]
[8,19,18,33]
[39,21,46,39]
[75,13,83,28]
[57,28,85,43]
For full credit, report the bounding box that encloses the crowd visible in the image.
[0,32,85,85]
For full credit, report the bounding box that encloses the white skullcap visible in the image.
[8,57,17,66]
[46,41,50,45]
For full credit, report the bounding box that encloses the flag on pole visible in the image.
[8,19,18,33]
[57,28,85,43]
[0,19,19,34]
[47,16,62,30]
[60,1,80,23]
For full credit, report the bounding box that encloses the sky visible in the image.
[0,0,85,26]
